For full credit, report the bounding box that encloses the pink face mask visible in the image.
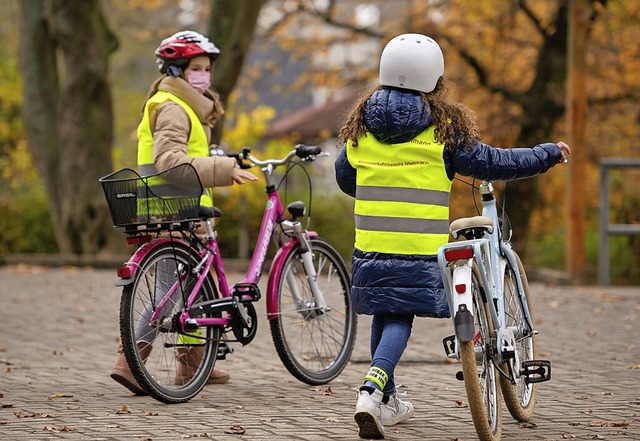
[187,70,211,94]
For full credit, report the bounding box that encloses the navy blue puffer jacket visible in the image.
[335,88,562,317]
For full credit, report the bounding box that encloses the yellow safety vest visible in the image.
[346,127,452,255]
[137,90,213,208]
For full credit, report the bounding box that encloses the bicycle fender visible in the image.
[115,238,192,286]
[265,232,318,320]
[452,262,475,342]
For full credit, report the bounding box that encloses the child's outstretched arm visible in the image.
[450,140,570,181]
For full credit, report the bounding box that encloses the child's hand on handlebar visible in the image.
[233,167,258,185]
[557,141,571,164]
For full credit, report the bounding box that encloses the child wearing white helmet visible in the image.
[335,33,570,439]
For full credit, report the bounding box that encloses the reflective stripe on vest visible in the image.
[346,127,452,255]
[137,91,213,207]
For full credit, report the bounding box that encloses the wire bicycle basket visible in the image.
[99,163,204,228]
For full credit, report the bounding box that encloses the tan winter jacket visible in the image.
[149,76,236,188]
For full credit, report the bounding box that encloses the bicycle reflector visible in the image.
[126,235,152,246]
[117,266,133,278]
[444,247,473,261]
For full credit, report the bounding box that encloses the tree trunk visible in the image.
[504,3,569,255]
[19,0,121,255]
[209,0,265,144]
[209,0,265,259]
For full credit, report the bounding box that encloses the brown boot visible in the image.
[110,342,152,395]
[174,346,230,385]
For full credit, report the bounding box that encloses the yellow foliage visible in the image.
[0,141,42,195]
[223,105,276,150]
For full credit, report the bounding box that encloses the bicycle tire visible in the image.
[500,252,538,421]
[269,237,356,385]
[460,270,502,441]
[119,241,220,404]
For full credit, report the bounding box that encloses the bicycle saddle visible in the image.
[200,206,223,219]
[450,216,494,240]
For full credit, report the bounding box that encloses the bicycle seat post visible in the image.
[479,181,494,199]
[203,217,216,240]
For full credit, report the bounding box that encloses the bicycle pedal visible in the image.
[183,319,199,332]
[216,339,234,360]
[521,359,551,384]
[233,282,261,301]
[442,335,456,357]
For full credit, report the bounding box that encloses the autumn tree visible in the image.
[209,0,265,144]
[17,0,266,256]
[19,0,119,255]
[255,0,639,257]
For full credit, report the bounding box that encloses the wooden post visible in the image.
[567,0,588,284]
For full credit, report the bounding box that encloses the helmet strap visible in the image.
[167,65,181,77]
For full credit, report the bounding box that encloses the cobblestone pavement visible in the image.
[0,264,639,440]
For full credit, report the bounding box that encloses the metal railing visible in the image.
[598,157,640,285]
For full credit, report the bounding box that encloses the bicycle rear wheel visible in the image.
[500,252,538,421]
[460,271,502,441]
[119,241,220,404]
[269,237,356,385]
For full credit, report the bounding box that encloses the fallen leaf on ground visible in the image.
[48,393,73,400]
[223,424,246,435]
[589,420,629,427]
[43,425,74,432]
[454,400,467,408]
[115,405,131,414]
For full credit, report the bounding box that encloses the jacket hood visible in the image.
[364,88,431,144]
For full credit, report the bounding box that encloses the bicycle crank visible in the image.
[230,302,258,346]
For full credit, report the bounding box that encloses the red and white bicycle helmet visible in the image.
[155,30,220,74]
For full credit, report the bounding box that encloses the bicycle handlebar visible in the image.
[227,144,323,169]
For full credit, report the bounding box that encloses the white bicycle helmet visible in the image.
[379,33,444,93]
[155,30,220,74]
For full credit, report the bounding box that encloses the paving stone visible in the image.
[0,265,638,440]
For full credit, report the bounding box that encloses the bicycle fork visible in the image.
[281,220,329,316]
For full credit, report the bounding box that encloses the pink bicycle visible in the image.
[100,144,356,404]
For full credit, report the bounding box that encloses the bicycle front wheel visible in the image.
[119,241,220,404]
[269,237,356,385]
[460,270,502,441]
[500,252,538,421]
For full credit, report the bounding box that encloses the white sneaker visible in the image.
[380,391,414,426]
[354,388,385,439]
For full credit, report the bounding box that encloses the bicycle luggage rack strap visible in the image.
[99,164,204,229]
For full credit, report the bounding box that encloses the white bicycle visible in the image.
[437,180,551,441]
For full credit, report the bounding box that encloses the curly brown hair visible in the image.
[337,78,480,151]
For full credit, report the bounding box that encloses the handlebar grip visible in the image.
[295,144,321,158]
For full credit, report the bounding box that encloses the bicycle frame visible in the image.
[437,181,535,366]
